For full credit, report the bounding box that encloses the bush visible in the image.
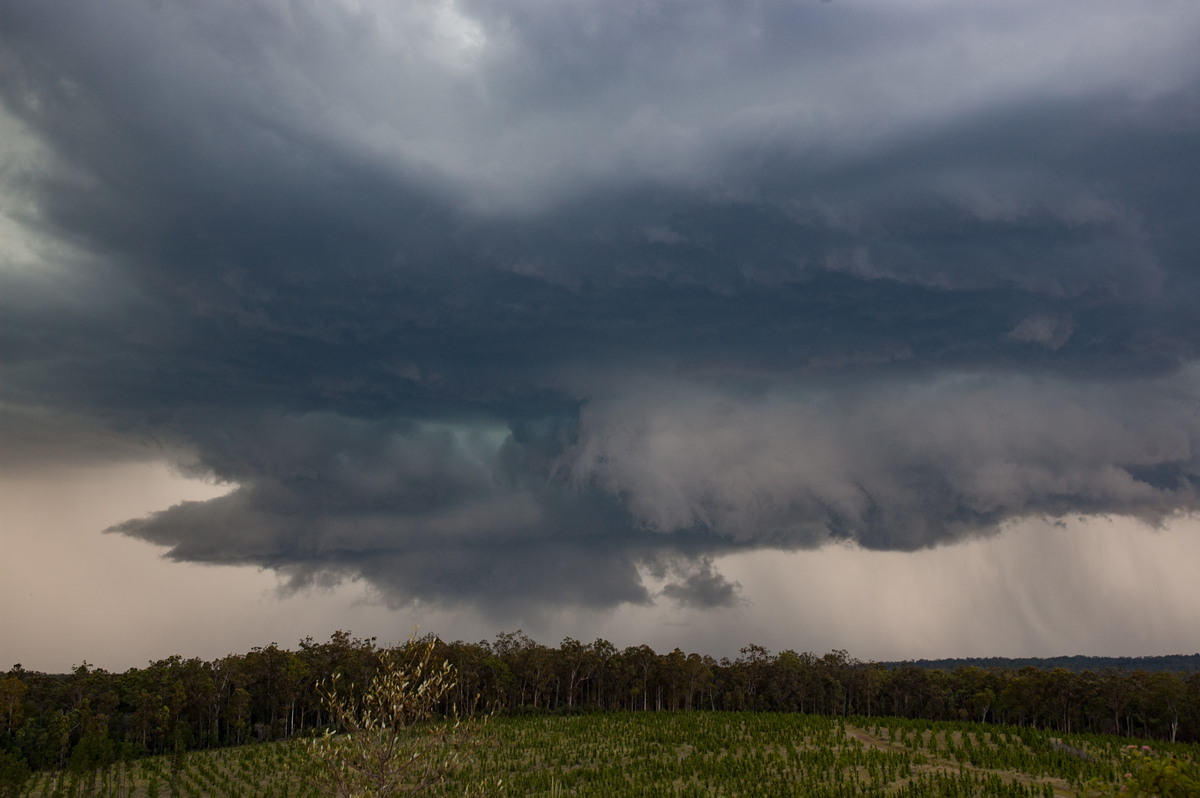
[308,640,499,797]
[0,750,30,798]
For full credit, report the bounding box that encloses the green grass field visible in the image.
[17,712,1200,797]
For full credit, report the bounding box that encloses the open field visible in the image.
[15,712,1200,797]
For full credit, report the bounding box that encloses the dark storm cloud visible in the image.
[657,558,743,609]
[564,372,1200,551]
[106,412,658,614]
[3,0,1200,615]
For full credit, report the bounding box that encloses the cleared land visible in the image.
[17,712,1199,797]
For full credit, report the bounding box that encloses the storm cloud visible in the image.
[3,0,1200,619]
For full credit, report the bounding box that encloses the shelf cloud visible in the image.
[3,0,1200,621]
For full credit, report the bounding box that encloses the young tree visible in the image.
[0,677,26,739]
[0,749,30,798]
[308,639,497,797]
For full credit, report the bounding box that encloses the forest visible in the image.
[2,631,1198,778]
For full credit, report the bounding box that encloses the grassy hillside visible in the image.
[15,711,1200,797]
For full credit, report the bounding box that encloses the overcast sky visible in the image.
[3,0,1200,672]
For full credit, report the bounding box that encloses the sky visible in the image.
[2,0,1200,673]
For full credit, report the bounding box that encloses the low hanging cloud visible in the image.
[108,369,1200,615]
[4,0,1200,619]
[563,373,1200,551]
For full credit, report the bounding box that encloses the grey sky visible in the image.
[2,0,1200,667]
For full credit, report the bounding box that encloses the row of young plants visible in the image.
[16,741,316,798]
[10,711,1199,797]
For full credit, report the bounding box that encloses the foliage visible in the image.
[1123,754,1200,797]
[11,712,1200,797]
[1106,746,1200,798]
[307,640,497,797]
[898,655,1200,675]
[4,629,1200,783]
[0,749,30,798]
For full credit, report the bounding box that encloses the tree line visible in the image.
[897,654,1200,674]
[2,631,1198,778]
